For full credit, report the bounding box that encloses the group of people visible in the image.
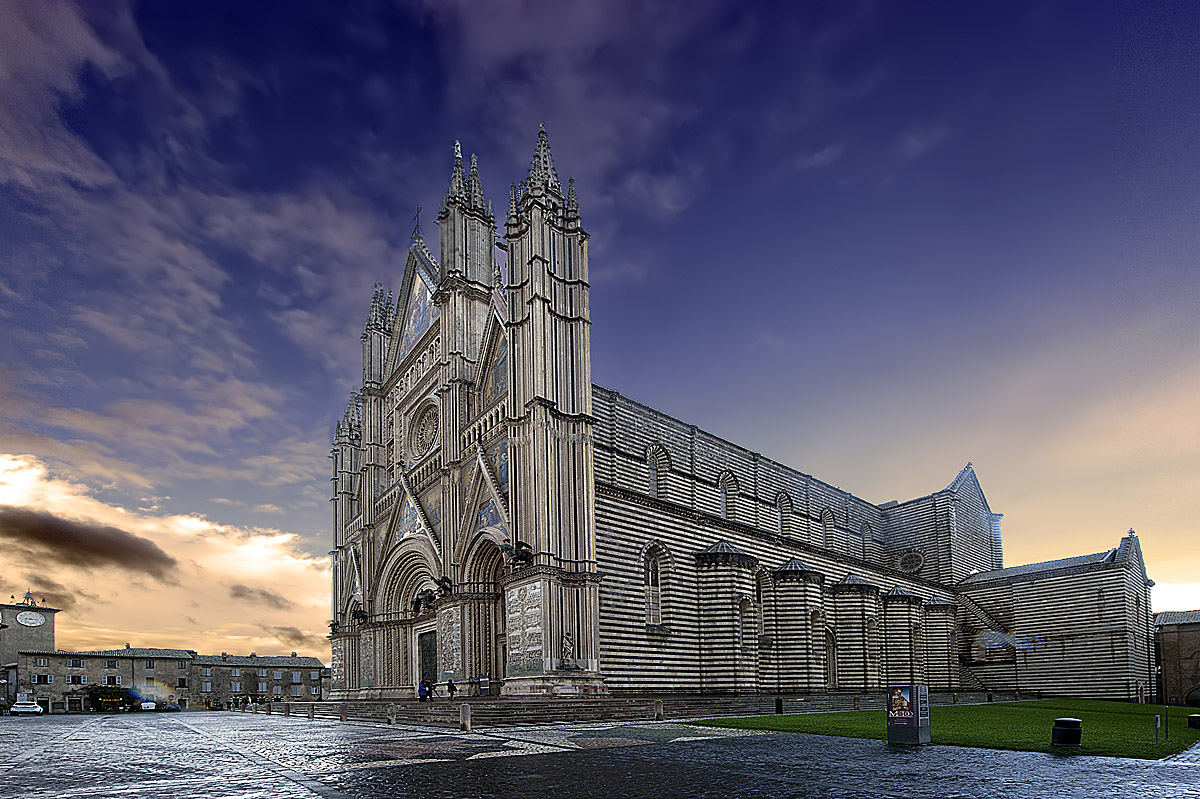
[416,678,457,702]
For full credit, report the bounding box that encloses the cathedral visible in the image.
[329,129,1154,700]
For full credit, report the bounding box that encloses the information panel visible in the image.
[886,684,931,745]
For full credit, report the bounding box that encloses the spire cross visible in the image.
[411,207,423,241]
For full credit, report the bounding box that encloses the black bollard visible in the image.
[1051,717,1082,748]
[775,697,783,715]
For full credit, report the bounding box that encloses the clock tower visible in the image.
[0,591,60,669]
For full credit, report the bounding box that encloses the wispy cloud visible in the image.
[898,124,950,160]
[796,142,846,170]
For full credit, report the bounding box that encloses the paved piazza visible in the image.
[1,713,1198,798]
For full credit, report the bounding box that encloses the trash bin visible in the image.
[1188,714,1200,730]
[775,697,783,715]
[1051,717,1082,747]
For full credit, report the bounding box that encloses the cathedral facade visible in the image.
[328,130,1154,700]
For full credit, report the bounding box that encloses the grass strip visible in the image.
[691,699,1200,760]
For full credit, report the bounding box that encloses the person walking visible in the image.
[417,680,429,702]
[446,679,458,700]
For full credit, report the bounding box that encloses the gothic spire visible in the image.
[507,182,519,223]
[566,177,579,217]
[364,283,393,334]
[466,152,486,210]
[526,123,562,197]
[446,140,466,203]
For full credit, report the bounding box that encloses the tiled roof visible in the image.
[958,551,1116,584]
[885,587,920,598]
[699,541,750,556]
[925,596,955,606]
[19,648,196,658]
[774,557,813,573]
[961,532,1150,586]
[836,573,875,587]
[193,654,326,667]
[1155,610,1200,626]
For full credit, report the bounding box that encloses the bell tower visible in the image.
[501,126,602,693]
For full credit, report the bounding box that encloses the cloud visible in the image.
[229,584,292,610]
[269,625,325,648]
[796,142,846,170]
[0,505,177,581]
[898,124,950,159]
[0,454,330,658]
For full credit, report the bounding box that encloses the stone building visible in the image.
[0,592,60,705]
[191,653,329,709]
[328,129,1155,701]
[1155,610,1200,706]
[15,645,329,713]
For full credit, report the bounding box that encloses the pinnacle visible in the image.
[527,124,561,196]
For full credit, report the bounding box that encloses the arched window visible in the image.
[647,445,669,500]
[776,492,793,535]
[719,471,739,521]
[821,508,836,549]
[644,553,662,625]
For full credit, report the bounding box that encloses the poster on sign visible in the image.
[886,685,931,745]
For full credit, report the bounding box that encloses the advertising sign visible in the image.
[886,685,931,745]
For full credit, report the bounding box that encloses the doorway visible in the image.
[418,630,438,685]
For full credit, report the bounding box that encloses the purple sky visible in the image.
[0,1,1197,655]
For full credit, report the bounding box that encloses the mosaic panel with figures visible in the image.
[397,272,439,365]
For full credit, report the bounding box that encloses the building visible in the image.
[1155,610,1200,706]
[14,646,330,713]
[328,129,1155,700]
[0,592,61,706]
[191,653,329,708]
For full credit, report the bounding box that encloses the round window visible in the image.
[411,406,439,458]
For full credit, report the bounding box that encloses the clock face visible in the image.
[16,611,46,627]
[897,551,925,574]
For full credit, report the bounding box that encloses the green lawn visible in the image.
[692,700,1200,760]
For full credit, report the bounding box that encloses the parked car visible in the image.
[139,701,157,711]
[160,703,181,712]
[10,701,44,716]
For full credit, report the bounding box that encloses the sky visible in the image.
[0,0,1197,661]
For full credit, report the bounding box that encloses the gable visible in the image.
[396,269,439,366]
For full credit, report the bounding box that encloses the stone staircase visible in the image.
[255,690,1017,729]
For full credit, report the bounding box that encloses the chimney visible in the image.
[125,643,130,649]
[221,652,228,661]
[250,652,256,657]
[291,652,297,657]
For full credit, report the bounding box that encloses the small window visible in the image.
[273,670,282,680]
[231,668,241,678]
[80,675,87,685]
[104,675,122,686]
[311,687,321,697]
[310,671,319,680]
[201,667,212,677]
[201,681,212,693]
[272,685,283,696]
[64,675,74,685]
[257,668,267,678]
[257,681,267,693]
[36,657,48,667]
[67,658,85,668]
[104,660,119,669]
[178,660,188,670]
[644,553,662,625]
[145,660,156,669]
[146,677,155,686]
[177,678,187,689]
[231,681,242,693]
[719,472,738,521]
[291,671,301,684]
[291,685,302,697]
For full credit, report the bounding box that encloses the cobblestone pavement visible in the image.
[0,713,1198,799]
